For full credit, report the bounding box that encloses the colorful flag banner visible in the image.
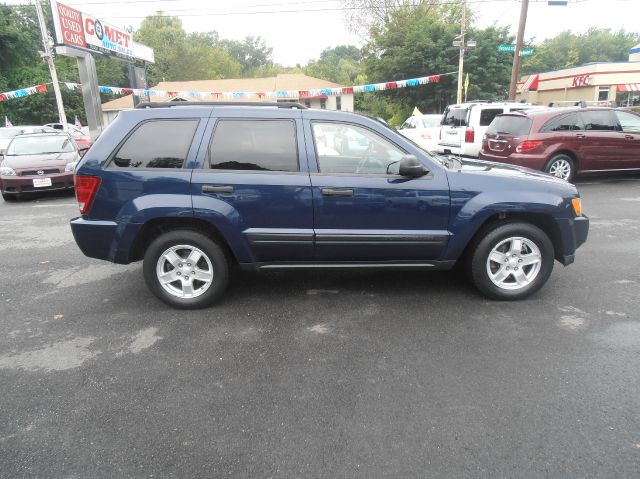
[0,84,49,102]
[0,72,451,104]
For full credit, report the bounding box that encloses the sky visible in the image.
[5,0,640,66]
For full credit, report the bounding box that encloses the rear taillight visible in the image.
[74,175,101,214]
[465,127,475,143]
[516,140,543,153]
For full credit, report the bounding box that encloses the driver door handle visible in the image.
[321,188,354,197]
[575,133,586,139]
[202,184,234,194]
[624,134,634,140]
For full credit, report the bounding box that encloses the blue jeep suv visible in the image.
[70,102,588,308]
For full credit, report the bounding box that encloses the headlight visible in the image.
[0,166,16,176]
[65,161,78,172]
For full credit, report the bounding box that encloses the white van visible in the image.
[437,101,545,157]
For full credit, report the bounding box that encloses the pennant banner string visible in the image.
[1,72,455,103]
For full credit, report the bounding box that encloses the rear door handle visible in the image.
[202,185,234,194]
[321,188,353,197]
[624,134,634,140]
[575,133,586,139]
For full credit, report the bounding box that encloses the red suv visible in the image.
[479,108,640,182]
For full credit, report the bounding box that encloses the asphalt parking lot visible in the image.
[1,175,639,478]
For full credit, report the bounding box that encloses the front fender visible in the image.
[443,189,569,261]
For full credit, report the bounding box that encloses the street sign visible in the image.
[519,48,535,57]
[497,44,516,52]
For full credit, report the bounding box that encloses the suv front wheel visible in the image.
[143,229,229,309]
[468,222,554,300]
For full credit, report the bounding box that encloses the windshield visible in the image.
[421,116,442,128]
[486,115,532,136]
[442,107,468,127]
[0,128,22,140]
[6,135,75,155]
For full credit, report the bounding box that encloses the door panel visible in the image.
[305,120,450,262]
[614,110,640,168]
[192,114,314,263]
[579,110,626,170]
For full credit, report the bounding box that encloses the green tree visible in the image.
[521,28,640,74]
[218,36,274,77]
[134,14,241,84]
[305,45,366,85]
[0,2,128,125]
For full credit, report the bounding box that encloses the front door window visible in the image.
[311,122,405,175]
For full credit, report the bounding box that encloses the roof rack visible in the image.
[548,100,618,108]
[135,101,308,109]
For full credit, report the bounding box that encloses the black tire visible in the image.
[467,222,554,300]
[1,192,18,202]
[544,153,576,183]
[143,229,229,309]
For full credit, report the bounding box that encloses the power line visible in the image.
[68,0,580,20]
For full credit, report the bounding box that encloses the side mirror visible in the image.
[399,155,428,177]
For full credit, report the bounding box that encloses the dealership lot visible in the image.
[1,175,639,478]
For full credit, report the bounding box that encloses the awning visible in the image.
[617,84,640,92]
[519,74,539,92]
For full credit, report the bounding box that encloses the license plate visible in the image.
[33,177,52,188]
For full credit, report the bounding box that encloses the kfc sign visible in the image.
[572,75,593,87]
[51,0,154,63]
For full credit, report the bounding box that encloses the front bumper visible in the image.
[558,215,589,265]
[0,171,74,195]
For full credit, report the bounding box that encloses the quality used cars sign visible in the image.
[51,0,154,63]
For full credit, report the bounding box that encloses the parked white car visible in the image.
[398,114,442,151]
[436,101,546,157]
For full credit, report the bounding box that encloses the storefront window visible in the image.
[598,87,610,102]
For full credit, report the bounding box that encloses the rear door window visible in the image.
[581,110,618,131]
[541,113,583,132]
[479,108,505,127]
[442,108,468,127]
[110,119,198,168]
[208,119,298,172]
[486,115,532,135]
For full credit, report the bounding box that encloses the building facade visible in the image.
[101,74,354,125]
[516,44,640,107]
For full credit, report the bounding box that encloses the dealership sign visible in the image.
[51,0,154,63]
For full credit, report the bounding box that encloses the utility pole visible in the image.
[35,0,67,129]
[456,0,467,104]
[508,0,530,100]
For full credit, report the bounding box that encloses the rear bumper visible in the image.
[70,217,139,264]
[0,172,74,195]
[437,143,480,158]
[478,151,548,171]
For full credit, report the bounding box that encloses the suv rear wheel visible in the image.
[545,153,575,182]
[143,229,229,309]
[468,222,554,300]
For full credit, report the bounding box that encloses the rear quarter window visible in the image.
[109,119,198,169]
[486,115,532,135]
